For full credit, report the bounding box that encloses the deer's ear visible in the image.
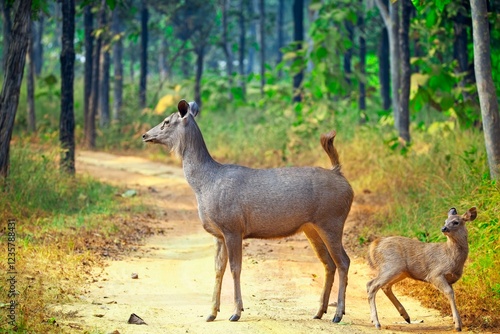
[188,101,200,117]
[178,100,189,118]
[448,208,458,216]
[464,207,477,221]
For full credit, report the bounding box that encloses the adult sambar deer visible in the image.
[142,100,354,323]
[367,207,477,331]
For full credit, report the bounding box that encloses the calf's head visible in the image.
[441,207,477,235]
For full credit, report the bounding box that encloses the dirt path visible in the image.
[54,151,462,334]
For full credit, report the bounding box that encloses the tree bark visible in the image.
[33,15,44,77]
[358,0,366,120]
[194,46,205,110]
[471,0,500,179]
[27,19,36,133]
[399,0,411,143]
[0,0,31,180]
[112,7,123,121]
[378,24,391,110]
[276,0,284,78]
[222,0,233,99]
[259,0,265,95]
[139,0,148,108]
[1,0,12,71]
[292,0,304,103]
[60,0,76,174]
[83,5,93,146]
[247,0,256,74]
[99,7,110,127]
[343,20,354,87]
[239,0,246,97]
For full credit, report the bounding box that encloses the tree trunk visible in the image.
[239,0,246,97]
[60,0,75,174]
[358,0,366,121]
[27,20,36,133]
[130,46,136,81]
[276,0,284,78]
[83,5,93,146]
[33,15,44,77]
[159,38,167,81]
[222,0,233,100]
[112,8,123,121]
[1,0,12,71]
[471,0,500,179]
[259,0,265,95]
[139,0,148,108]
[292,0,304,103]
[85,0,105,148]
[378,24,391,110]
[0,0,31,180]
[343,20,354,87]
[389,1,400,126]
[398,0,411,143]
[194,46,205,110]
[99,38,110,127]
[247,0,256,74]
[454,1,475,104]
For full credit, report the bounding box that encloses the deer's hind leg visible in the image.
[303,225,336,319]
[207,237,228,322]
[382,279,410,323]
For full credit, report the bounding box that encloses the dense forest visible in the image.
[0,0,499,332]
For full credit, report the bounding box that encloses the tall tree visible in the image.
[246,0,256,74]
[99,8,110,127]
[398,0,411,143]
[32,15,44,77]
[470,0,500,179]
[238,0,246,97]
[112,7,123,120]
[276,0,284,78]
[60,0,76,174]
[358,0,366,120]
[1,0,12,70]
[0,0,32,180]
[292,0,304,103]
[378,23,391,110]
[139,0,148,108]
[26,18,36,133]
[259,0,265,95]
[343,19,354,87]
[222,0,234,99]
[83,5,93,146]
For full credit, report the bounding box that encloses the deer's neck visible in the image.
[446,231,469,263]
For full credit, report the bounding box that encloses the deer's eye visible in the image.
[161,120,169,130]
[453,221,459,225]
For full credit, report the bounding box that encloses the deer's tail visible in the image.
[320,130,341,171]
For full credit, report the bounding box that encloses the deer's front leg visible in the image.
[432,276,462,331]
[207,237,228,322]
[225,234,244,321]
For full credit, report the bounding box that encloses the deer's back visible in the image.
[194,164,353,239]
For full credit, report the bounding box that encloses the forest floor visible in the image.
[51,150,471,334]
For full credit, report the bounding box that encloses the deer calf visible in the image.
[367,207,477,331]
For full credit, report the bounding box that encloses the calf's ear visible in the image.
[178,100,189,118]
[448,208,458,216]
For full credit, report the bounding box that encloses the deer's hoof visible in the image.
[229,314,240,322]
[332,315,343,323]
[455,327,462,332]
[206,315,216,322]
[313,315,322,320]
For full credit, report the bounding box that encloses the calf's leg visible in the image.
[207,237,228,322]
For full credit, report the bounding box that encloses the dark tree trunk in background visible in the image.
[247,0,256,74]
[130,46,136,81]
[85,0,105,148]
[0,0,31,180]
[181,53,189,77]
[358,0,366,121]
[112,8,123,120]
[454,1,476,105]
[159,38,167,80]
[399,0,411,143]
[471,0,500,179]
[194,46,205,109]
[27,20,36,133]
[33,15,44,77]
[259,0,265,95]
[139,0,149,108]
[99,7,110,127]
[60,0,76,174]
[343,20,354,87]
[1,0,12,71]
[378,25,391,110]
[239,0,246,97]
[83,5,93,146]
[222,0,233,99]
[292,0,304,103]
[276,0,284,78]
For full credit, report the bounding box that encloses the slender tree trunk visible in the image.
[222,0,233,100]
[139,0,148,108]
[60,0,76,174]
[378,24,391,110]
[471,0,500,179]
[293,0,304,103]
[358,0,366,121]
[130,46,136,81]
[194,46,205,109]
[1,0,12,71]
[239,0,246,97]
[247,0,256,74]
[0,0,31,180]
[99,40,110,127]
[83,5,93,146]
[259,0,265,95]
[276,0,284,78]
[454,1,475,104]
[159,38,167,81]
[27,20,36,133]
[85,0,105,148]
[389,1,400,126]
[343,20,354,87]
[33,15,44,77]
[399,0,411,143]
[112,8,123,121]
